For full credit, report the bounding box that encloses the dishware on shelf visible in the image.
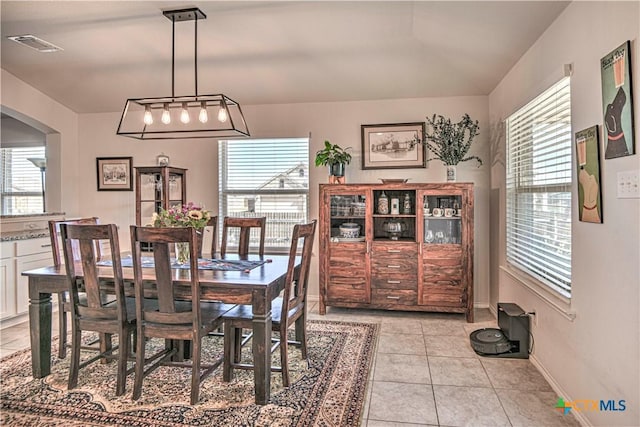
[444,208,454,217]
[339,222,360,238]
[377,191,389,214]
[425,230,434,244]
[432,208,443,217]
[435,231,444,243]
[383,219,406,240]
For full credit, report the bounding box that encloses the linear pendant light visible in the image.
[116,7,249,140]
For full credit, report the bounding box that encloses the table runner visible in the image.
[97,256,268,271]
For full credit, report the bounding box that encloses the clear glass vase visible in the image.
[175,242,190,265]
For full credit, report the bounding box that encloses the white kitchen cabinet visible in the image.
[0,237,52,321]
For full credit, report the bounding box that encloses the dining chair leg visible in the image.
[116,329,130,396]
[223,322,235,382]
[132,327,145,401]
[233,328,243,363]
[99,333,113,364]
[68,327,81,390]
[299,313,308,361]
[280,329,290,387]
[57,292,67,359]
[190,337,201,405]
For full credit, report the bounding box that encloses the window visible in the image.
[506,77,572,297]
[0,146,46,215]
[219,138,309,252]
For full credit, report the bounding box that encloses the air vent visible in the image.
[7,35,63,53]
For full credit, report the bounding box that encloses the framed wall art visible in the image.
[96,156,133,191]
[601,40,635,159]
[575,125,603,223]
[361,122,425,169]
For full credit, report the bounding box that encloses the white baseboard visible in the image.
[529,354,589,426]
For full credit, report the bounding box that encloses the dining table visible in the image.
[21,253,297,405]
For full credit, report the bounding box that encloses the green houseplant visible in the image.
[315,140,352,183]
[424,113,481,181]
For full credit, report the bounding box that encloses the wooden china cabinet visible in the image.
[134,166,187,226]
[319,182,474,322]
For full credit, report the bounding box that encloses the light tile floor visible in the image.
[0,305,581,426]
[306,303,581,427]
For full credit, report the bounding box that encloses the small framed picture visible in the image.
[361,122,425,169]
[156,154,170,166]
[96,157,133,191]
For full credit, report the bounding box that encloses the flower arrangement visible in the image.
[424,113,482,166]
[151,202,211,229]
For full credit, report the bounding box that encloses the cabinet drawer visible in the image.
[372,242,417,258]
[327,282,368,303]
[371,257,417,273]
[372,288,417,305]
[16,237,52,256]
[0,241,15,259]
[372,276,417,290]
[422,283,466,307]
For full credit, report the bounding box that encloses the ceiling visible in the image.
[1,1,570,114]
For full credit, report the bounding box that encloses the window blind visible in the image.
[219,138,309,252]
[506,77,572,297]
[0,146,46,215]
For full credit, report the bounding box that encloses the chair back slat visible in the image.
[280,220,316,322]
[220,216,266,257]
[49,217,100,266]
[61,223,126,324]
[202,216,218,257]
[130,226,201,327]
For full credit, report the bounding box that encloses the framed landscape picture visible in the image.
[601,40,635,159]
[575,125,603,223]
[361,122,425,169]
[96,157,133,191]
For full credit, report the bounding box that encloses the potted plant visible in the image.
[424,113,482,181]
[315,140,352,183]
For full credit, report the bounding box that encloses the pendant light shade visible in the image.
[116,7,249,140]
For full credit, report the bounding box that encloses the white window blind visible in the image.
[0,147,46,215]
[219,138,309,252]
[506,77,572,297]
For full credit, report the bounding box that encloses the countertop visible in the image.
[1,229,50,242]
[0,212,65,220]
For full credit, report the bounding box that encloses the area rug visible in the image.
[0,320,377,426]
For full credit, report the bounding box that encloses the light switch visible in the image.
[617,170,640,198]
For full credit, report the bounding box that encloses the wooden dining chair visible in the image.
[60,223,134,396]
[222,220,316,387]
[130,225,231,404]
[220,216,266,257]
[48,217,101,358]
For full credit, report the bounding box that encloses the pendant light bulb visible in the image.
[180,102,190,124]
[217,106,228,123]
[199,101,208,123]
[143,105,154,125]
[161,103,171,124]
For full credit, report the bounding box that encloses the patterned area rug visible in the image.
[0,320,377,426]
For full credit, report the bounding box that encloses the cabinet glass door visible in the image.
[330,193,366,242]
[422,194,462,244]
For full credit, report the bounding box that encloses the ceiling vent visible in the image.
[7,35,63,53]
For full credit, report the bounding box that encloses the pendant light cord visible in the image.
[195,15,198,97]
[171,15,175,99]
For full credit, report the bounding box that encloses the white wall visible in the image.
[488,2,639,426]
[78,97,491,304]
[1,69,79,214]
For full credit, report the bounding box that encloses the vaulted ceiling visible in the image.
[1,1,569,114]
